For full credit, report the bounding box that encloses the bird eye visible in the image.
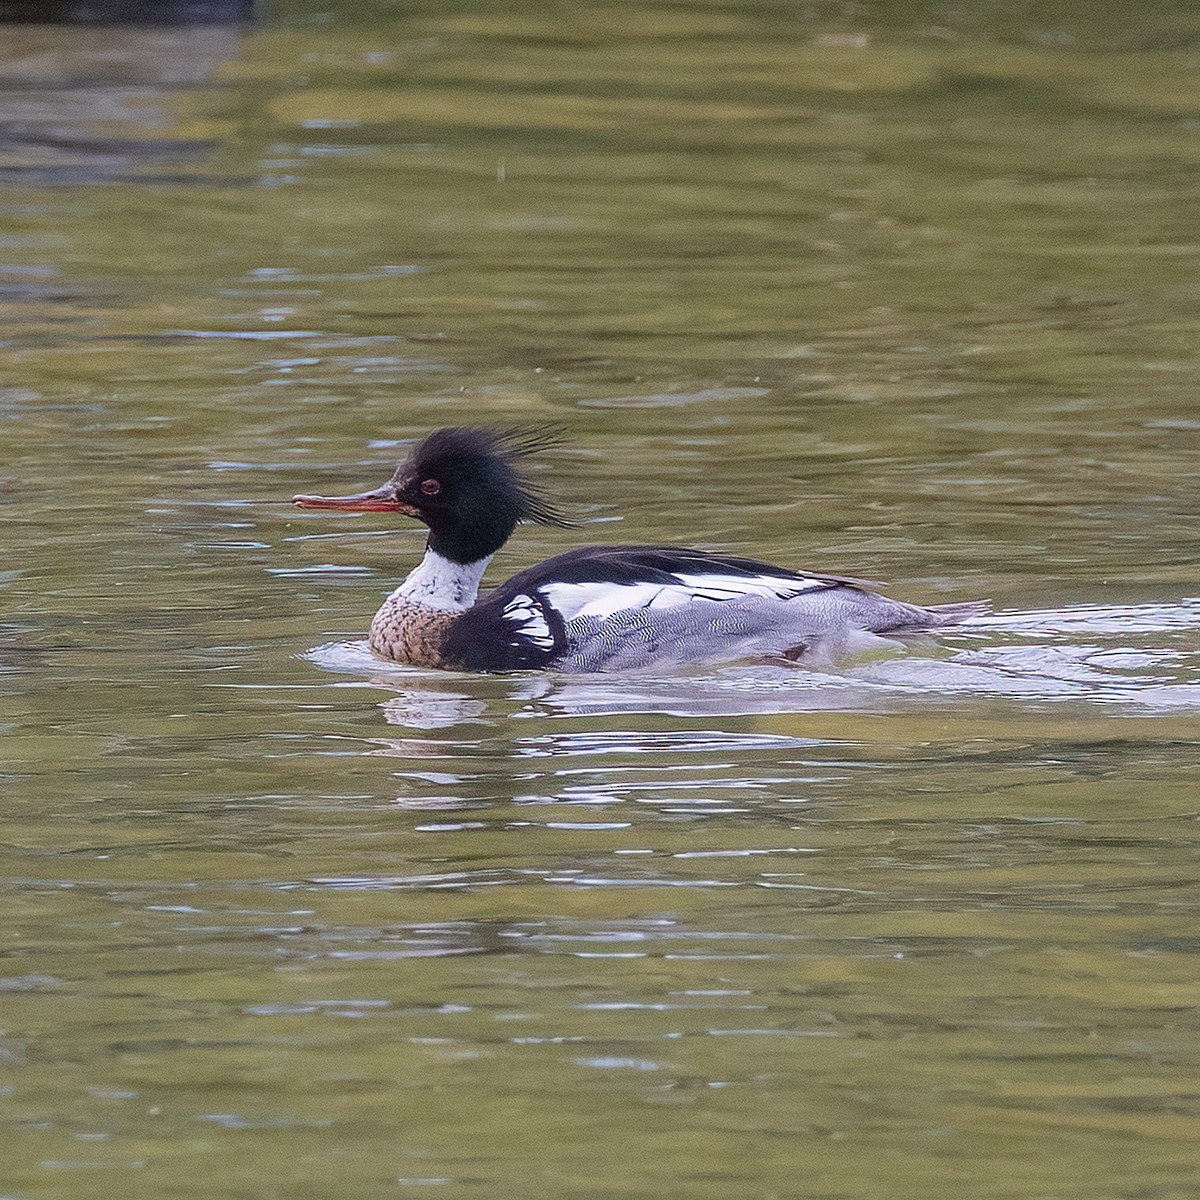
[420,478,442,496]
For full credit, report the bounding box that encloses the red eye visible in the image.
[420,478,442,496]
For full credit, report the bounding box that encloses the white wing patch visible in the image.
[541,572,826,623]
[501,593,556,649]
[673,571,827,602]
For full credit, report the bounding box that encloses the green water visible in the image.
[2,3,1200,1197]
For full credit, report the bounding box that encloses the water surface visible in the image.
[2,2,1200,1197]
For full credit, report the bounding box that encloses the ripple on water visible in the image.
[303,599,1200,721]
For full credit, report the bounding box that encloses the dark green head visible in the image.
[293,426,568,563]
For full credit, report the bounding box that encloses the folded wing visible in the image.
[442,544,986,673]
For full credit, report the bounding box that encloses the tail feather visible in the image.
[924,599,992,627]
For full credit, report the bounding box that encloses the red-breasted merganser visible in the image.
[292,427,987,673]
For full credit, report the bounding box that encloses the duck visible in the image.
[292,426,987,673]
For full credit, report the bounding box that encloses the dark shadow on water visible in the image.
[0,0,256,24]
[0,4,255,185]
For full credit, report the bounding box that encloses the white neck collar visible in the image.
[395,547,490,612]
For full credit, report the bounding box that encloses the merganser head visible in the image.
[293,426,566,563]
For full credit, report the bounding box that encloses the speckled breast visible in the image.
[368,596,460,668]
